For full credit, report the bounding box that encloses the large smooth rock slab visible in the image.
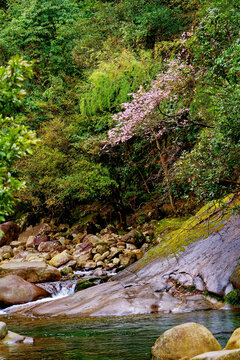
[0,261,61,283]
[191,349,240,359]
[0,222,20,246]
[114,215,240,296]
[225,327,240,349]
[0,275,49,305]
[151,323,221,360]
[9,281,181,317]
[8,201,240,318]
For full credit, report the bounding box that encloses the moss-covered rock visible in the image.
[151,322,221,360]
[132,194,236,271]
[230,267,240,291]
[75,277,99,292]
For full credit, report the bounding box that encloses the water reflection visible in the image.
[0,310,240,360]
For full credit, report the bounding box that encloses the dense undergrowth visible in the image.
[0,0,239,226]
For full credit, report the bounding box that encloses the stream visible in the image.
[0,278,240,359]
[0,310,240,359]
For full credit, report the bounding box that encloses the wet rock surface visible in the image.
[0,321,34,345]
[0,261,61,283]
[0,275,49,306]
[1,198,240,317]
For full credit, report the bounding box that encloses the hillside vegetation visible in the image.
[0,0,239,227]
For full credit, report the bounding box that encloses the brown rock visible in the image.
[151,322,221,360]
[75,240,93,253]
[0,261,61,282]
[121,229,144,246]
[0,275,49,305]
[49,250,72,268]
[1,330,33,345]
[0,246,13,260]
[119,251,136,268]
[95,243,109,254]
[225,328,240,350]
[18,223,52,243]
[26,235,35,248]
[83,235,100,246]
[0,222,20,246]
[34,235,49,247]
[38,240,63,253]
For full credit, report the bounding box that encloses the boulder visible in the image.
[83,235,101,246]
[0,275,49,305]
[0,222,20,246]
[119,251,136,267]
[151,323,221,360]
[0,246,13,260]
[34,235,49,247]
[121,229,144,247]
[1,330,34,345]
[0,261,61,282]
[225,328,240,350]
[191,349,240,359]
[38,240,63,253]
[49,250,72,268]
[18,223,52,243]
[26,235,35,248]
[0,322,8,339]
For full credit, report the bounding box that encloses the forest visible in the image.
[0,0,239,228]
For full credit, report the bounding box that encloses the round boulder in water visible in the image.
[0,275,50,306]
[0,322,8,339]
[225,328,240,350]
[151,322,221,360]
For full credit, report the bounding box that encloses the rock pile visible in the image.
[0,222,150,279]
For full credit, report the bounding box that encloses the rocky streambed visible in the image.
[0,196,240,317]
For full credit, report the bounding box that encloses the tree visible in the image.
[104,58,197,210]
[0,56,36,221]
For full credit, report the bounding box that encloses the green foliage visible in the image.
[224,289,240,305]
[174,129,239,200]
[79,50,158,116]
[0,56,36,220]
[18,118,116,217]
[0,0,80,76]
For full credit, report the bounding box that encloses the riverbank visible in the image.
[1,195,240,317]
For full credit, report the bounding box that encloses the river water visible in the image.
[0,310,240,359]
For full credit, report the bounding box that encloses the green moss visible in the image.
[75,278,99,292]
[155,217,187,238]
[131,194,237,271]
[224,290,240,305]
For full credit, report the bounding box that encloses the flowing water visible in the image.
[0,310,240,360]
[0,279,240,359]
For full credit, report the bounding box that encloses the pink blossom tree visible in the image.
[104,58,197,210]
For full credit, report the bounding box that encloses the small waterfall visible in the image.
[0,269,115,315]
[38,280,77,297]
